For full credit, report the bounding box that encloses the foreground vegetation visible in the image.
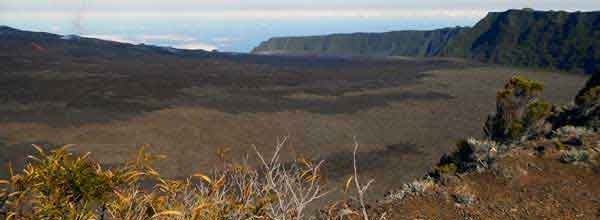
[2,73,599,219]
[379,73,600,219]
[0,137,386,220]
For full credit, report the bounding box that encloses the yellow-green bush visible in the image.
[509,76,544,95]
[434,163,458,176]
[485,76,552,142]
[0,142,331,220]
[1,145,125,219]
[554,140,567,151]
[527,101,552,121]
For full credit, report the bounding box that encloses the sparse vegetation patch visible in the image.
[485,76,553,143]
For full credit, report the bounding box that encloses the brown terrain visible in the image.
[382,136,600,219]
[313,73,600,220]
[0,26,590,199]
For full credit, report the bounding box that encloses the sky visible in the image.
[1,1,599,52]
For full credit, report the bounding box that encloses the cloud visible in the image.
[83,34,134,43]
[50,25,61,32]
[79,33,218,51]
[4,9,489,21]
[4,0,600,12]
[140,34,196,42]
[138,34,219,51]
[212,37,238,48]
[175,42,218,51]
[81,33,201,44]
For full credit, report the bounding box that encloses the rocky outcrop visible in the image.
[577,72,600,102]
[551,72,600,129]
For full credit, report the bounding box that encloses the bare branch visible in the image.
[352,137,374,220]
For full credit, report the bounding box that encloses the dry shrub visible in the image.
[0,135,391,220]
[0,137,332,220]
[319,140,388,220]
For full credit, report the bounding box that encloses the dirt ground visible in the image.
[0,61,587,200]
[0,32,589,196]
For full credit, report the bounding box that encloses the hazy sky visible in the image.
[1,1,599,52]
[3,0,600,11]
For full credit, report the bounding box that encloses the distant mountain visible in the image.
[252,9,600,74]
[441,9,600,74]
[251,27,470,57]
[0,25,212,59]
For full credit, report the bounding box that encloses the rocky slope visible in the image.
[318,73,600,219]
[380,134,600,219]
[251,27,469,57]
[364,74,600,219]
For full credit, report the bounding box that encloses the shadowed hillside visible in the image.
[252,27,469,57]
[442,9,600,74]
[252,9,600,74]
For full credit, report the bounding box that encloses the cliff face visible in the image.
[441,9,600,74]
[251,27,469,57]
[253,9,600,74]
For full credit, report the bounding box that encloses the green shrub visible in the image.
[552,126,594,147]
[560,149,590,163]
[508,119,527,140]
[505,76,544,97]
[4,146,121,220]
[485,76,552,142]
[554,140,567,151]
[527,101,552,121]
[454,139,475,162]
[431,138,504,179]
[553,126,595,138]
[434,163,458,176]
